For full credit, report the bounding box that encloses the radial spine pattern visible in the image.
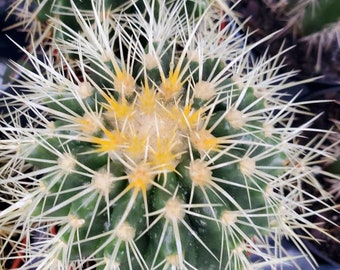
[0,0,337,269]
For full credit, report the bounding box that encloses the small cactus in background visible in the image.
[262,0,340,76]
[285,0,340,73]
[284,0,340,34]
[0,0,338,269]
[262,0,340,37]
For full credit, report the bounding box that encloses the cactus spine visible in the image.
[1,0,337,269]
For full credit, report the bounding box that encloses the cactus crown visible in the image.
[0,0,337,269]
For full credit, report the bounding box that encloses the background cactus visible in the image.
[234,0,340,82]
[283,0,340,35]
[0,0,338,269]
[279,0,340,73]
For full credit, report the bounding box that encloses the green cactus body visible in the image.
[33,0,133,23]
[11,0,208,50]
[0,0,337,269]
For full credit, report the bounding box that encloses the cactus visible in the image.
[261,0,340,75]
[0,0,338,269]
[285,0,340,34]
[289,0,340,72]
[8,0,208,52]
[262,0,340,35]
[8,0,135,47]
